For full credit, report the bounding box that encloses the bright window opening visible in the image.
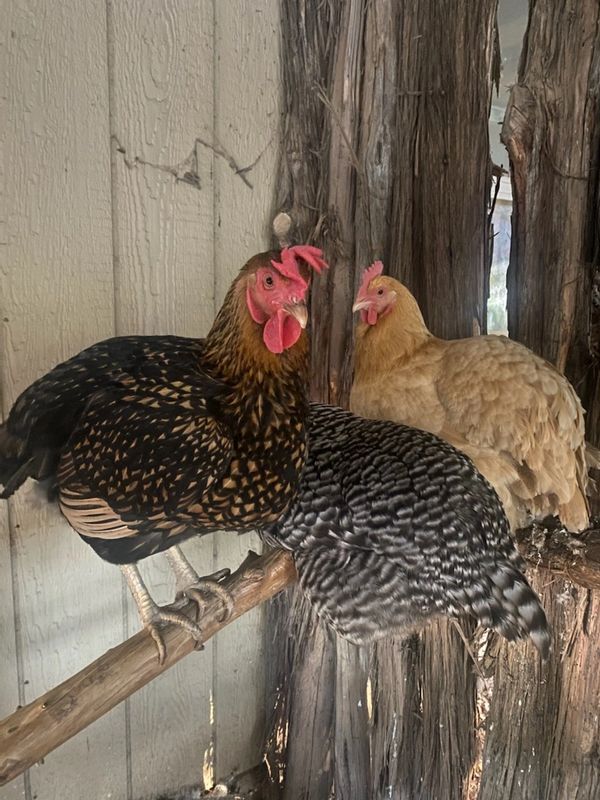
[488,177,512,336]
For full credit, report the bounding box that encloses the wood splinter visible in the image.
[0,549,297,787]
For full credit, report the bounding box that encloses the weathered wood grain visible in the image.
[333,639,370,800]
[268,2,498,798]
[354,0,398,271]
[109,0,216,338]
[0,550,297,790]
[372,621,478,800]
[271,595,337,800]
[516,525,600,591]
[107,1,217,794]
[503,0,599,378]
[481,575,600,800]
[0,2,121,800]
[480,2,600,797]
[389,0,497,339]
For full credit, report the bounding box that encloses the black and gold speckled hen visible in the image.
[0,246,327,659]
[263,404,550,658]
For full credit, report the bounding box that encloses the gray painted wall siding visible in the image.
[0,2,281,798]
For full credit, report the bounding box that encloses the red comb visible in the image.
[287,245,328,274]
[358,260,384,297]
[271,245,328,290]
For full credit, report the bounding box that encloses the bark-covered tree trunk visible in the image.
[265,2,498,798]
[479,2,600,799]
[370,5,498,799]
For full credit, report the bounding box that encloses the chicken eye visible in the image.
[377,288,384,296]
[263,274,275,289]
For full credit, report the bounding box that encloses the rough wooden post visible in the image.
[267,2,499,799]
[371,4,499,799]
[479,2,600,798]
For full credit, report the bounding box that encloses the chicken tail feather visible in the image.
[486,564,551,659]
[585,441,600,472]
[0,425,26,498]
[0,424,56,499]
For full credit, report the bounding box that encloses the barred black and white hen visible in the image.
[263,404,550,657]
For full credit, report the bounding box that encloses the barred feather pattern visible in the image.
[264,404,550,658]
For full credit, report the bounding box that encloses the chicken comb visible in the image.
[358,260,384,297]
[271,245,328,290]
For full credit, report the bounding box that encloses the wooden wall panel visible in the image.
[1,2,282,797]
[107,0,216,796]
[212,0,281,780]
[0,2,122,800]
[109,0,216,338]
[0,499,21,800]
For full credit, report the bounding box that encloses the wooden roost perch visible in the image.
[0,549,296,787]
[1,526,600,788]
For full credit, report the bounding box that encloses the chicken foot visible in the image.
[120,562,204,664]
[164,545,235,624]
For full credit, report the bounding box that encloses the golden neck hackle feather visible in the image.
[201,255,310,391]
[354,278,432,381]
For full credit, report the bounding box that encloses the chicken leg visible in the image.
[120,563,204,664]
[164,545,234,623]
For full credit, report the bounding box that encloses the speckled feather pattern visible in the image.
[55,339,307,563]
[0,252,310,565]
[0,336,213,494]
[264,404,550,657]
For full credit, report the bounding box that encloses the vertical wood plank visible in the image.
[0,12,22,765]
[109,0,216,338]
[0,2,123,799]
[0,499,22,800]
[107,1,217,795]
[212,0,281,780]
[213,0,282,307]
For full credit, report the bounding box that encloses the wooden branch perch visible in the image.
[1,521,599,789]
[0,549,296,787]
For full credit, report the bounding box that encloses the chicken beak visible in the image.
[352,298,370,313]
[285,301,309,329]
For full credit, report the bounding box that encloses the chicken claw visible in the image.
[183,578,235,623]
[165,545,234,623]
[144,606,205,665]
[120,562,205,664]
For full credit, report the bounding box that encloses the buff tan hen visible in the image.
[351,261,589,533]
